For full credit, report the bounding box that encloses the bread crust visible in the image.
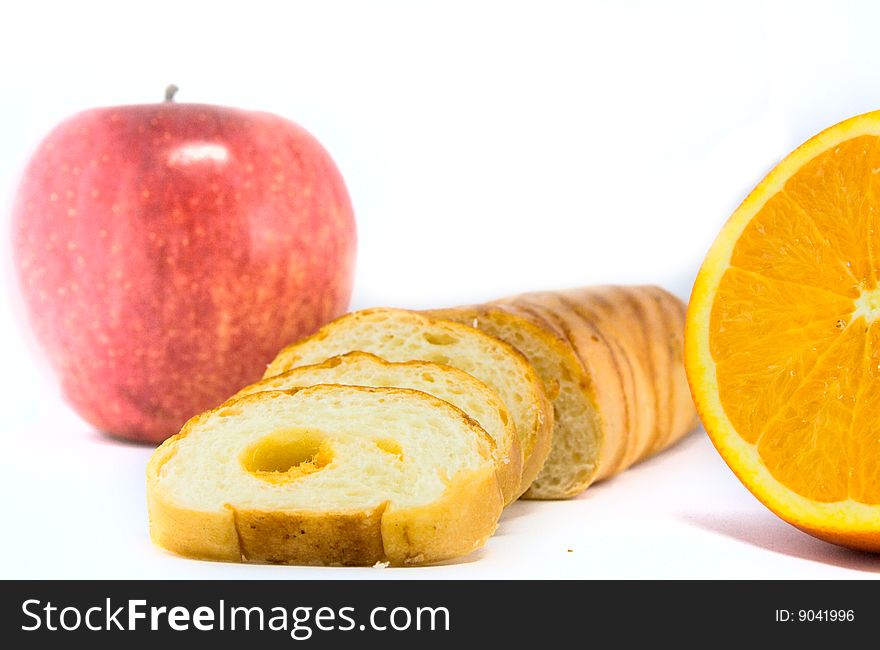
[551,288,655,474]
[263,308,553,499]
[504,286,698,480]
[497,296,632,480]
[146,386,503,566]
[232,504,388,565]
[431,286,698,498]
[427,306,603,499]
[231,464,502,566]
[228,351,523,505]
[382,464,501,564]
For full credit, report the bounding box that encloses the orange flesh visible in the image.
[711,135,880,504]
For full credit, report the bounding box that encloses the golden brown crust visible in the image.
[649,286,700,451]
[630,287,673,459]
[146,386,503,566]
[263,308,552,500]
[434,286,699,498]
[229,465,502,566]
[556,288,655,472]
[502,292,632,480]
[382,465,502,564]
[226,351,523,505]
[506,286,697,480]
[232,504,388,566]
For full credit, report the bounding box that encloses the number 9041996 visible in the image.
[775,609,854,622]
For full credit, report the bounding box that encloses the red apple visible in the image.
[12,87,356,443]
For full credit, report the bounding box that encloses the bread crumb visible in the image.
[372,560,390,568]
[472,318,479,328]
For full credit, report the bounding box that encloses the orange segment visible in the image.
[710,268,853,361]
[729,191,861,297]
[686,110,880,552]
[710,268,851,444]
[784,135,879,288]
[755,321,864,503]
[849,322,880,503]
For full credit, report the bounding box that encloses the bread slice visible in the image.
[232,351,522,504]
[427,305,602,499]
[147,385,503,566]
[428,285,698,499]
[263,308,552,498]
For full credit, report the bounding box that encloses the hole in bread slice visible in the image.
[374,438,404,460]
[241,429,333,483]
[423,332,459,346]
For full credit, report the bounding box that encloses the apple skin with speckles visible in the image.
[12,99,356,443]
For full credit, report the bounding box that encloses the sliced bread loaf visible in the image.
[428,285,698,499]
[147,385,503,566]
[231,351,522,504]
[263,308,553,498]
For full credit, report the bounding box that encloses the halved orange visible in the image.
[686,111,880,551]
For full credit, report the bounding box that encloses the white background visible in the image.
[2,0,880,578]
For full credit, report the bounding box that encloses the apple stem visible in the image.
[164,84,179,103]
